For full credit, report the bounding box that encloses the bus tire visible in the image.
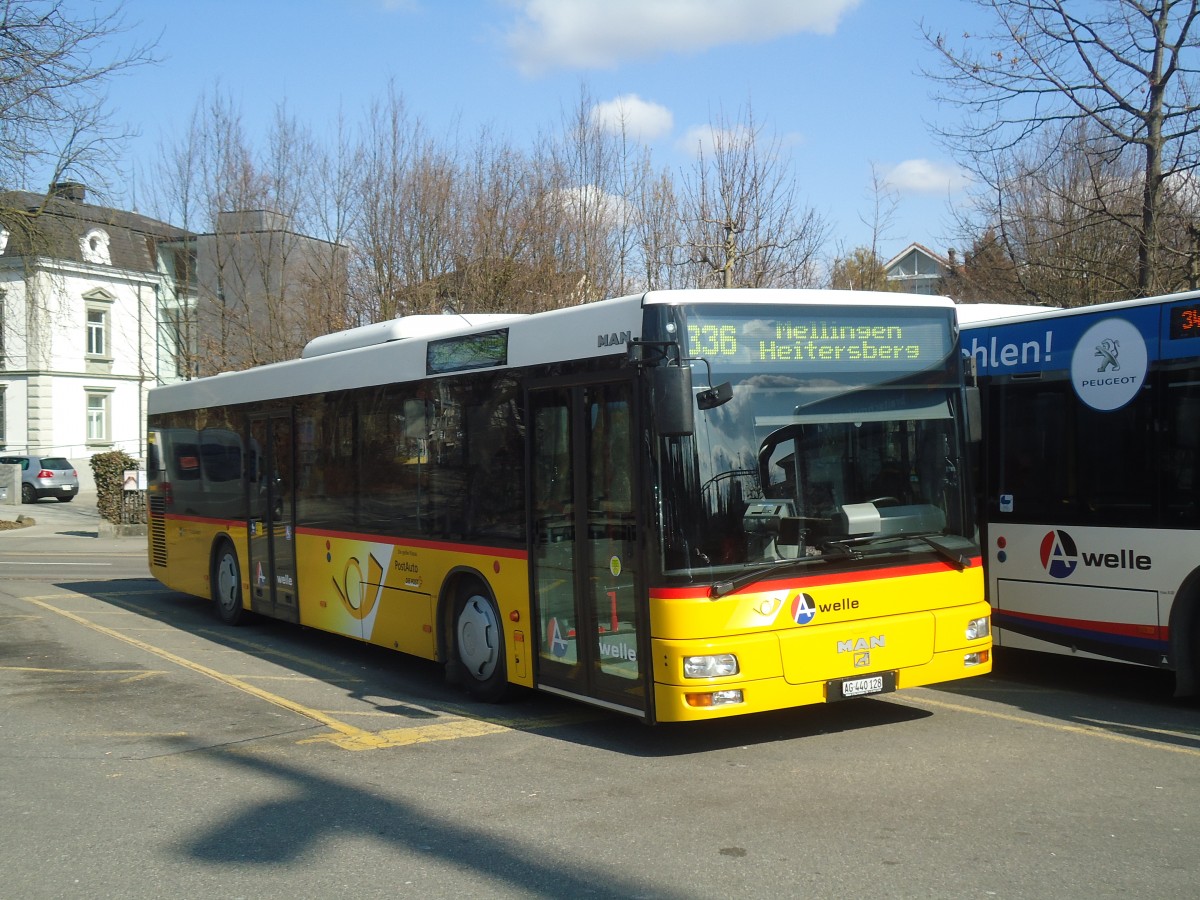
[452,582,508,702]
[1170,574,1200,699]
[212,539,247,626]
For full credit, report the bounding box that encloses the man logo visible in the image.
[1040,529,1078,578]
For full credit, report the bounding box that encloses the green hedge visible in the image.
[90,450,139,523]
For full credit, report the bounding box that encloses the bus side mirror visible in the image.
[965,386,982,443]
[650,365,695,436]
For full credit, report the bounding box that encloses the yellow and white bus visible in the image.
[146,289,991,723]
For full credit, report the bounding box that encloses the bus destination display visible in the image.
[685,310,952,372]
[1169,303,1200,340]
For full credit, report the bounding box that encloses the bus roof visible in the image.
[641,288,956,309]
[956,289,1200,328]
[149,288,959,415]
[954,302,1055,326]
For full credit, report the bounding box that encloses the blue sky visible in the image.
[89,0,990,264]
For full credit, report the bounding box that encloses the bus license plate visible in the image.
[828,672,894,701]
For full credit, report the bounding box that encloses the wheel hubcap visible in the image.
[457,595,499,680]
[216,554,238,610]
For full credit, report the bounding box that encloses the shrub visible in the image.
[91,450,139,523]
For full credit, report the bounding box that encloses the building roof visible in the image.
[0,183,193,274]
[884,242,950,271]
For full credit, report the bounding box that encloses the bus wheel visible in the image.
[212,540,246,625]
[453,585,508,702]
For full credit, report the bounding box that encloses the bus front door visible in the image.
[247,411,299,623]
[530,380,646,716]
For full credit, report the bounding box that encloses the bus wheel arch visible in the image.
[211,536,247,626]
[440,570,508,702]
[1168,568,1200,698]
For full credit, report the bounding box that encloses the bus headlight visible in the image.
[684,653,739,678]
[966,617,990,641]
[686,689,745,707]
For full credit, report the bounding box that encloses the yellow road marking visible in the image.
[300,717,510,750]
[299,711,597,751]
[23,595,375,745]
[119,671,162,684]
[194,628,365,680]
[0,666,165,678]
[19,593,590,750]
[902,690,1200,757]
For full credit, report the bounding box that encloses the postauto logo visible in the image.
[1039,529,1078,578]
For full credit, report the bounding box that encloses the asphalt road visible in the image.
[1,496,1197,898]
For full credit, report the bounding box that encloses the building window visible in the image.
[87,308,107,357]
[83,291,115,372]
[86,391,111,444]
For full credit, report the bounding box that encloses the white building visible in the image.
[885,243,951,295]
[0,183,193,489]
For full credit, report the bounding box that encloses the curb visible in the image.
[99,521,148,539]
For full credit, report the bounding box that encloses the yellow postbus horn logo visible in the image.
[332,552,385,620]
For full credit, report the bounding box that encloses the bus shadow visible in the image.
[60,578,932,757]
[545,699,931,757]
[929,647,1200,753]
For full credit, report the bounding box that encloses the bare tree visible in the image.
[546,86,620,301]
[925,0,1200,297]
[153,90,348,374]
[679,105,827,288]
[941,227,1025,302]
[544,86,664,300]
[828,247,898,291]
[943,119,1182,305]
[0,0,156,199]
[827,166,900,291]
[299,108,359,338]
[633,165,687,290]
[454,129,571,313]
[349,85,461,322]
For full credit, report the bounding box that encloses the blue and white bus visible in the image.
[959,292,1200,695]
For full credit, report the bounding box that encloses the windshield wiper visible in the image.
[709,559,807,599]
[709,541,865,599]
[845,532,975,571]
[915,534,975,570]
[813,539,858,559]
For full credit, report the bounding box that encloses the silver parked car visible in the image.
[0,454,80,503]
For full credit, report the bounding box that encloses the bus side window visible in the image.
[1166,376,1200,524]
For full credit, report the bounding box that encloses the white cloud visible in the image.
[589,94,674,141]
[675,123,747,158]
[884,159,971,194]
[505,0,862,75]
[557,184,634,228]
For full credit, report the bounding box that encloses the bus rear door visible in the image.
[247,411,299,623]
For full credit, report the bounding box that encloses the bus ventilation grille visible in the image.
[149,496,167,568]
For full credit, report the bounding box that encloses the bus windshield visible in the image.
[657,303,974,578]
